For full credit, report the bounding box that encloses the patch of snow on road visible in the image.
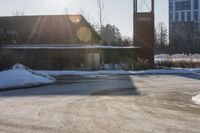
[192,94,200,105]
[0,64,55,90]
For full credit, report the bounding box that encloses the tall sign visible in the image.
[134,0,155,68]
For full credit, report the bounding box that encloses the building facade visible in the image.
[169,0,200,53]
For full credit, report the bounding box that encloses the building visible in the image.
[169,0,200,53]
[0,15,141,70]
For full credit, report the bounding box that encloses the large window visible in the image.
[181,12,185,21]
[169,13,173,21]
[175,12,179,21]
[194,0,198,10]
[169,2,173,11]
[175,1,191,11]
[194,11,198,21]
[187,11,191,21]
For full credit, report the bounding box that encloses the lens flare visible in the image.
[76,26,92,42]
[69,15,82,23]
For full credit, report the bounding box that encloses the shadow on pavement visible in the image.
[177,73,200,81]
[0,76,140,97]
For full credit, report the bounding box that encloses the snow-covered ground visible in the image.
[0,64,55,90]
[36,68,200,77]
[155,54,200,62]
[192,94,200,105]
[1,63,200,90]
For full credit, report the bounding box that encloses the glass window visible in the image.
[169,2,173,11]
[175,12,179,21]
[181,12,185,21]
[185,1,191,10]
[194,11,198,21]
[187,11,191,21]
[169,13,173,21]
[194,0,198,10]
[175,1,191,11]
[175,2,180,10]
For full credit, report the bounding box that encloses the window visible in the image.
[175,12,179,21]
[181,12,185,21]
[175,2,180,10]
[185,1,191,10]
[169,13,173,21]
[194,11,198,21]
[194,0,198,10]
[187,11,191,21]
[169,2,173,11]
[175,1,191,11]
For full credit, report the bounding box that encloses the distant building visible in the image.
[169,0,200,53]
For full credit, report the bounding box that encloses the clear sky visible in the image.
[0,0,168,37]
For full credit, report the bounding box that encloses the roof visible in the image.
[2,44,141,50]
[0,15,101,44]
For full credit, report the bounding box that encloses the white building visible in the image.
[169,0,200,53]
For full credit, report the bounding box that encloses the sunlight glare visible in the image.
[76,26,92,42]
[69,15,82,23]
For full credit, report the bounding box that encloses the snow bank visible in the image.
[36,68,200,77]
[1,63,200,90]
[36,70,129,77]
[155,54,200,62]
[192,94,200,105]
[0,64,55,90]
[130,68,200,75]
[13,64,55,81]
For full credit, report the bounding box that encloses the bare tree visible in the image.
[13,10,25,16]
[80,8,91,22]
[96,0,105,34]
[156,22,168,51]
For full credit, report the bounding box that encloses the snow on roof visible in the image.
[2,44,141,50]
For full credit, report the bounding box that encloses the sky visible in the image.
[0,0,168,37]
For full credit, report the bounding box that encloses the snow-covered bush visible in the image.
[155,54,200,68]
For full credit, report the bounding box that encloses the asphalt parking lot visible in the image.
[0,74,200,133]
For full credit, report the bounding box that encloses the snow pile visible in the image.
[155,54,200,62]
[13,64,55,81]
[0,64,55,90]
[192,94,200,105]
